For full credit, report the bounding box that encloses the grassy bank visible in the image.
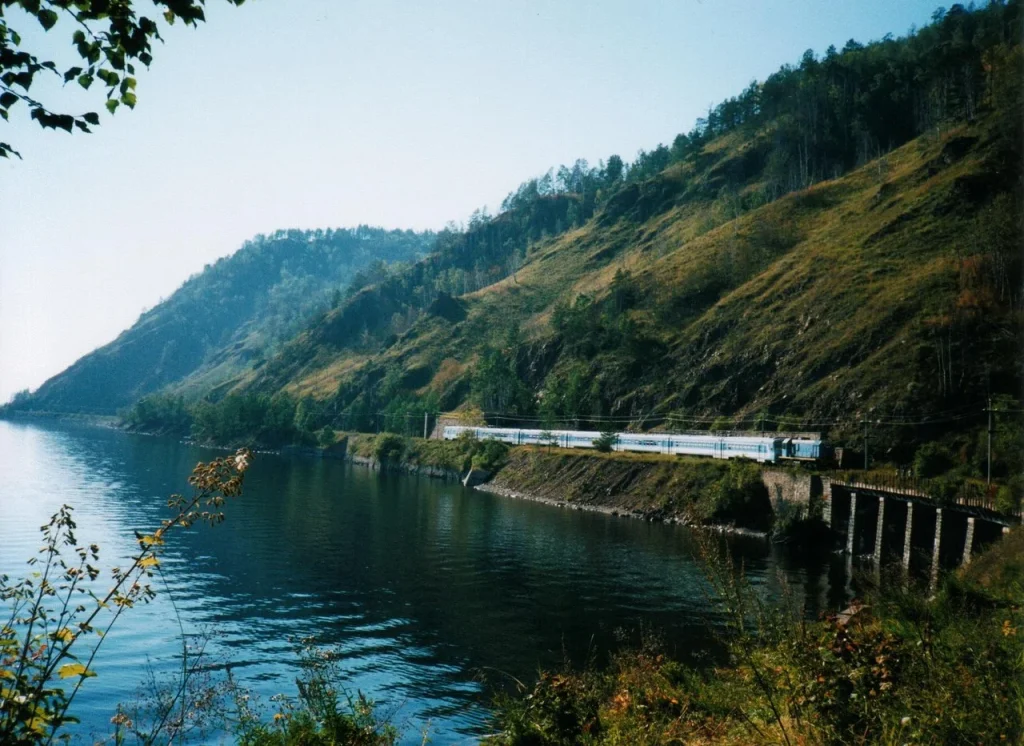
[342,431,510,475]
[486,447,775,530]
[486,529,1024,745]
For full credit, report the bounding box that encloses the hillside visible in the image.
[176,2,1018,466]
[242,116,1019,457]
[7,227,434,414]
[130,1,1020,481]
[10,2,1022,479]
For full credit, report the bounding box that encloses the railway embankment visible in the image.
[342,433,816,533]
[481,447,813,532]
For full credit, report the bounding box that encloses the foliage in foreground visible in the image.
[0,449,401,746]
[488,531,1024,745]
[229,641,397,746]
[0,449,252,744]
[105,635,400,746]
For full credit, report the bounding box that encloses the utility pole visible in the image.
[987,397,993,486]
[863,420,869,471]
[423,411,429,440]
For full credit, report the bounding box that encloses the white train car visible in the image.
[440,426,811,464]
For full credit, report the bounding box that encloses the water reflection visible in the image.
[0,421,849,744]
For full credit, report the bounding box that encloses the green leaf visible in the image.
[121,91,137,109]
[63,66,83,83]
[72,30,85,45]
[37,9,59,31]
[105,99,119,114]
[0,92,17,109]
[82,112,99,126]
[97,69,119,87]
[77,74,94,90]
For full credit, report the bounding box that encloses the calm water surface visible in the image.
[0,421,850,744]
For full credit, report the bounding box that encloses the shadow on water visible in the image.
[0,421,852,744]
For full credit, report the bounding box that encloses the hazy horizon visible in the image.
[0,0,942,402]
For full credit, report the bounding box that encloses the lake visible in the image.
[0,420,850,744]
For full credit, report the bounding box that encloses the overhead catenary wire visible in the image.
[301,397,1020,435]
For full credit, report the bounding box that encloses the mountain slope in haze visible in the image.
[10,227,434,414]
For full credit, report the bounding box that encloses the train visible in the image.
[441,426,827,464]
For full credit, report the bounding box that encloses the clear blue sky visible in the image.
[0,0,943,402]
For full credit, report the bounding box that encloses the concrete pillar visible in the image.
[962,517,976,566]
[847,491,858,555]
[874,496,886,563]
[930,508,944,589]
[902,502,914,570]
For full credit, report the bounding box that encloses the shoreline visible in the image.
[473,481,770,538]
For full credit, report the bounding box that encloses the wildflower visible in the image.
[901,716,911,726]
[234,450,251,473]
[111,712,133,728]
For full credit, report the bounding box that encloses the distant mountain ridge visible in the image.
[11,226,434,414]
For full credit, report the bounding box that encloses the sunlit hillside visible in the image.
[239,113,1019,460]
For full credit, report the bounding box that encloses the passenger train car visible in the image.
[441,426,827,464]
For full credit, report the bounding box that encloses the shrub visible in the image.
[373,433,407,464]
[703,460,772,530]
[491,668,605,746]
[593,431,617,453]
[995,475,1022,515]
[317,426,336,448]
[710,416,733,432]
[234,642,397,746]
[913,441,954,478]
[930,472,966,506]
[472,439,510,472]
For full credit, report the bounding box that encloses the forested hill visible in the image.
[199,0,1020,459]
[8,227,434,414]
